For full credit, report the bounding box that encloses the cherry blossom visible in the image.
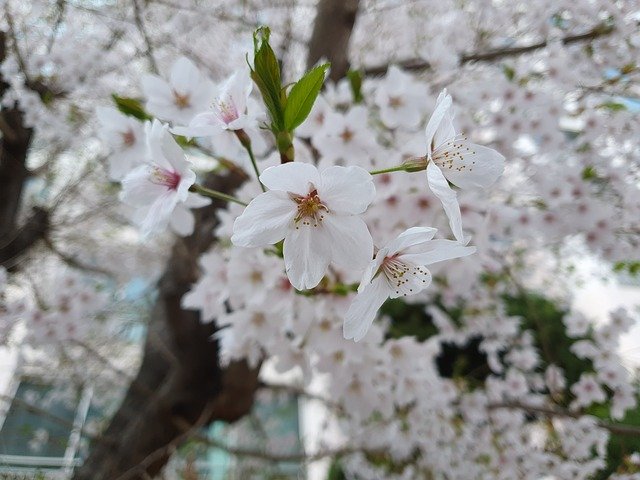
[141,57,215,125]
[172,71,254,136]
[231,162,376,290]
[422,89,505,243]
[120,120,197,236]
[96,107,146,180]
[343,227,476,341]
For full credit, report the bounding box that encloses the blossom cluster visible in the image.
[93,50,639,477]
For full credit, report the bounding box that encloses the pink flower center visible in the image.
[121,129,136,147]
[151,167,181,190]
[214,98,239,125]
[289,188,329,227]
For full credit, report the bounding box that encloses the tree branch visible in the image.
[364,23,615,76]
[490,401,640,436]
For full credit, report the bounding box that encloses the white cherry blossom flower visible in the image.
[423,89,505,243]
[96,106,146,180]
[231,162,376,290]
[374,65,427,130]
[343,227,476,341]
[120,120,196,236]
[172,71,254,136]
[141,56,215,125]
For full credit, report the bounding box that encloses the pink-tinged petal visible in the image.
[424,90,452,153]
[170,57,201,93]
[318,166,376,215]
[322,215,374,272]
[343,277,389,342]
[283,225,331,290]
[231,191,294,247]
[120,165,169,206]
[400,239,476,266]
[169,204,196,236]
[386,226,438,256]
[427,162,467,244]
[260,162,320,194]
[439,143,505,189]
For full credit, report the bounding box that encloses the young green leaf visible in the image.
[250,27,285,131]
[283,63,329,131]
[111,94,152,120]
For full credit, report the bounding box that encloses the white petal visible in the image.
[323,215,373,272]
[343,277,390,342]
[387,262,432,299]
[283,225,331,290]
[386,226,438,255]
[172,112,225,137]
[141,75,172,104]
[438,143,505,189]
[170,57,201,93]
[226,71,253,116]
[427,162,466,244]
[140,192,179,236]
[183,192,212,208]
[260,162,321,194]
[400,239,476,266]
[424,90,452,153]
[318,166,376,215]
[231,191,294,247]
[169,204,196,236]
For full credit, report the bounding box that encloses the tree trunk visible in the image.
[307,0,360,81]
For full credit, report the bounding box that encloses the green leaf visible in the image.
[111,94,152,120]
[250,27,285,131]
[284,63,329,131]
[502,64,516,81]
[346,69,363,103]
[597,101,627,112]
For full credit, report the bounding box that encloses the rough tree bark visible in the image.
[307,0,360,81]
[73,1,363,477]
[0,31,43,269]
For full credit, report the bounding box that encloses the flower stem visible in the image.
[369,165,408,175]
[189,184,248,206]
[235,130,266,192]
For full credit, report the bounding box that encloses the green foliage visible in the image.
[327,461,347,480]
[346,69,364,103]
[502,64,516,81]
[613,261,640,276]
[284,63,329,131]
[249,27,285,131]
[505,293,591,390]
[597,101,627,112]
[111,94,151,120]
[381,298,438,341]
[248,27,330,161]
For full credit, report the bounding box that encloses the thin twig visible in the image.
[364,23,615,76]
[132,0,159,74]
